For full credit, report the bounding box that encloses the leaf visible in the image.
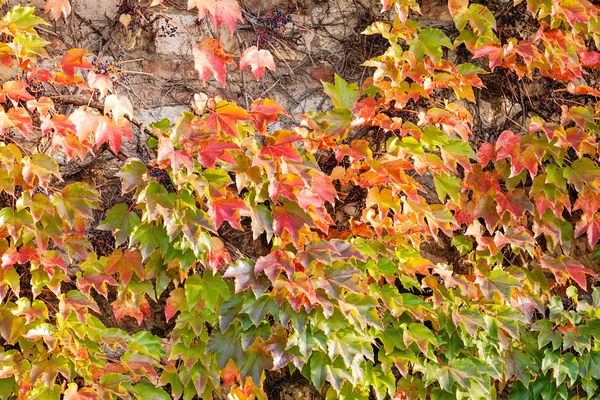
[193,38,235,86]
[95,116,132,154]
[259,130,303,162]
[250,98,287,134]
[223,259,269,297]
[185,272,229,312]
[1,6,49,35]
[188,0,243,33]
[309,351,329,390]
[403,323,437,355]
[117,160,148,193]
[409,28,453,63]
[240,293,279,326]
[272,199,314,241]
[250,204,274,242]
[437,359,481,392]
[106,249,144,286]
[2,80,34,104]
[240,46,275,80]
[240,343,272,385]
[206,100,250,138]
[206,325,244,369]
[97,203,141,247]
[53,182,100,232]
[21,153,61,189]
[322,74,359,110]
[130,223,170,260]
[104,94,133,123]
[44,0,71,20]
[130,382,170,400]
[207,194,249,230]
[434,172,461,205]
[60,48,92,78]
[477,269,521,301]
[254,250,295,283]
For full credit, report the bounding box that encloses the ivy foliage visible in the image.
[1,0,600,399]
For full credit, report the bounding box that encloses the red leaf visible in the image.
[565,259,596,290]
[95,116,132,154]
[579,51,600,68]
[573,187,600,219]
[254,250,296,283]
[196,139,239,167]
[272,200,314,241]
[207,195,249,230]
[207,236,231,272]
[477,142,495,167]
[268,173,304,202]
[240,46,275,80]
[60,49,93,78]
[193,38,235,86]
[165,287,186,322]
[105,249,144,286]
[188,0,243,33]
[250,98,287,134]
[473,42,503,70]
[496,189,533,220]
[575,213,600,248]
[495,130,538,178]
[259,130,303,162]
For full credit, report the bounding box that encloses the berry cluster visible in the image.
[92,58,130,86]
[27,77,45,98]
[256,9,292,49]
[0,130,15,142]
[87,229,116,257]
[148,167,176,193]
[157,19,178,38]
[117,0,151,32]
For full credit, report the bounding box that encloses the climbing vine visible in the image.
[1,0,600,399]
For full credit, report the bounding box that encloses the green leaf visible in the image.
[478,269,521,301]
[1,6,50,34]
[409,28,453,63]
[117,160,148,193]
[437,358,481,392]
[131,382,171,400]
[308,351,329,390]
[434,172,462,205]
[21,153,61,189]
[322,74,358,110]
[403,323,437,356]
[240,294,279,326]
[185,272,229,312]
[97,203,141,247]
[541,350,578,387]
[207,325,244,369]
[53,182,100,228]
[452,235,473,255]
[130,223,169,260]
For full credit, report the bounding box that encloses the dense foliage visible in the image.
[1,0,600,398]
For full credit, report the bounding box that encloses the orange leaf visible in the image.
[44,0,72,20]
[250,98,287,134]
[60,48,93,78]
[193,38,235,86]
